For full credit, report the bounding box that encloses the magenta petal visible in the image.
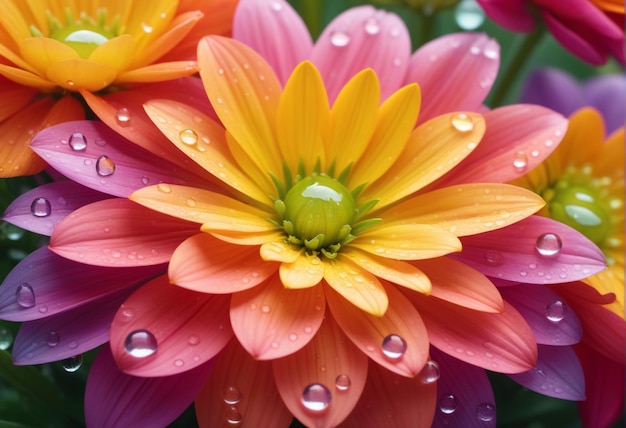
[476,0,536,32]
[2,181,110,236]
[453,216,607,284]
[30,120,207,198]
[85,344,214,428]
[542,12,606,65]
[12,284,138,365]
[500,284,582,346]
[509,344,585,401]
[431,347,496,428]
[233,0,313,84]
[0,246,164,321]
[310,5,411,102]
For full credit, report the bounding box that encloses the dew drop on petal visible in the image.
[535,233,562,257]
[270,1,283,11]
[224,406,243,425]
[364,18,380,34]
[382,334,407,359]
[0,328,12,350]
[302,383,331,411]
[15,283,36,308]
[223,386,242,404]
[179,129,198,146]
[513,151,528,172]
[476,402,496,421]
[335,374,351,391]
[483,250,504,266]
[188,335,200,346]
[124,329,158,358]
[47,331,60,347]
[30,197,51,217]
[330,31,350,47]
[116,108,131,126]
[546,300,566,322]
[62,354,83,372]
[419,360,440,384]
[450,113,474,132]
[68,132,87,151]
[141,22,153,33]
[439,393,457,414]
[157,183,172,193]
[96,155,115,176]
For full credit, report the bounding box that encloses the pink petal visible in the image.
[233,0,313,84]
[230,274,325,359]
[273,315,369,428]
[341,359,437,427]
[12,284,137,365]
[407,33,500,123]
[430,347,496,428]
[453,216,607,284]
[326,282,429,377]
[509,344,585,400]
[109,275,232,377]
[310,6,411,102]
[195,340,293,427]
[0,247,163,321]
[2,181,110,236]
[50,198,199,267]
[499,284,582,346]
[85,344,214,428]
[30,120,209,198]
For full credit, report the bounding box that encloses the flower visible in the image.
[476,0,625,65]
[0,0,238,177]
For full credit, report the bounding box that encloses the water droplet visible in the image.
[223,386,242,404]
[301,383,331,411]
[439,393,457,414]
[224,406,243,425]
[173,359,184,367]
[141,176,150,185]
[141,22,153,33]
[513,151,528,172]
[546,300,566,322]
[62,354,83,372]
[116,108,131,126]
[450,113,474,132]
[476,402,496,421]
[15,283,35,308]
[335,374,351,391]
[288,332,298,342]
[188,335,200,345]
[483,250,504,266]
[381,334,407,359]
[47,331,60,347]
[68,132,87,151]
[330,31,350,47]
[419,360,440,384]
[179,129,198,146]
[270,1,283,11]
[535,233,562,257]
[261,305,271,314]
[96,155,115,176]
[66,80,75,86]
[30,197,51,217]
[157,183,172,193]
[0,328,12,350]
[364,18,380,35]
[455,0,485,30]
[124,330,158,358]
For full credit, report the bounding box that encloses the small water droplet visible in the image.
[381,334,407,359]
[15,283,35,308]
[270,1,283,11]
[0,328,12,350]
[223,386,242,404]
[179,129,198,146]
[535,233,562,257]
[68,132,87,151]
[116,108,131,126]
[330,31,350,47]
[157,183,172,193]
[141,176,150,185]
[224,406,243,425]
[483,250,504,266]
[288,332,298,342]
[96,155,115,176]
[301,383,331,411]
[66,80,75,86]
[62,354,83,372]
[476,402,496,421]
[335,374,351,391]
[261,305,271,314]
[419,360,440,384]
[30,197,51,217]
[450,113,474,132]
[364,18,380,35]
[513,151,528,171]
[47,331,60,347]
[141,22,153,33]
[546,300,566,322]
[124,330,158,358]
[439,393,457,414]
[188,335,200,345]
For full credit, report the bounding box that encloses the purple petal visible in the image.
[30,121,208,198]
[452,216,607,284]
[431,347,496,428]
[85,344,214,428]
[11,284,138,365]
[509,344,585,401]
[499,284,582,346]
[583,73,626,134]
[0,246,164,321]
[2,181,110,236]
[519,68,585,118]
[233,0,313,85]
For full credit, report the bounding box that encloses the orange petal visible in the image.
[0,77,38,121]
[326,282,429,377]
[117,60,198,83]
[230,274,325,359]
[273,315,369,428]
[0,63,57,89]
[210,229,286,246]
[279,252,324,289]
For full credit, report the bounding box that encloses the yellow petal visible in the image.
[210,229,286,246]
[46,58,117,91]
[277,61,329,175]
[260,240,302,263]
[20,37,78,76]
[279,252,324,289]
[225,130,276,200]
[123,0,179,64]
[89,35,134,72]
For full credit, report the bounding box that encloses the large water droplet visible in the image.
[47,331,60,347]
[335,374,351,391]
[96,155,115,176]
[124,330,158,358]
[301,383,332,411]
[439,393,457,414]
[330,31,350,47]
[179,129,198,146]
[0,328,13,350]
[30,197,52,217]
[513,151,528,172]
[419,360,440,384]
[381,334,407,359]
[476,402,496,421]
[364,18,380,35]
[223,386,242,404]
[62,354,83,372]
[15,283,36,308]
[68,132,87,151]
[546,300,566,322]
[455,0,485,30]
[450,113,474,132]
[116,108,131,126]
[535,233,562,257]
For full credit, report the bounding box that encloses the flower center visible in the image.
[279,175,356,257]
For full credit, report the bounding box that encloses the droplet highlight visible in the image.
[335,374,351,391]
[62,354,83,372]
[546,300,566,322]
[419,360,440,384]
[96,155,115,176]
[330,31,350,47]
[179,129,198,146]
[124,329,158,358]
[476,402,496,421]
[450,113,474,132]
[15,283,36,308]
[439,393,457,414]
[116,108,131,126]
[224,406,243,425]
[301,383,332,411]
[223,386,242,404]
[381,334,407,359]
[68,132,87,151]
[30,197,52,217]
[513,151,528,172]
[535,233,562,257]
[0,328,12,350]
